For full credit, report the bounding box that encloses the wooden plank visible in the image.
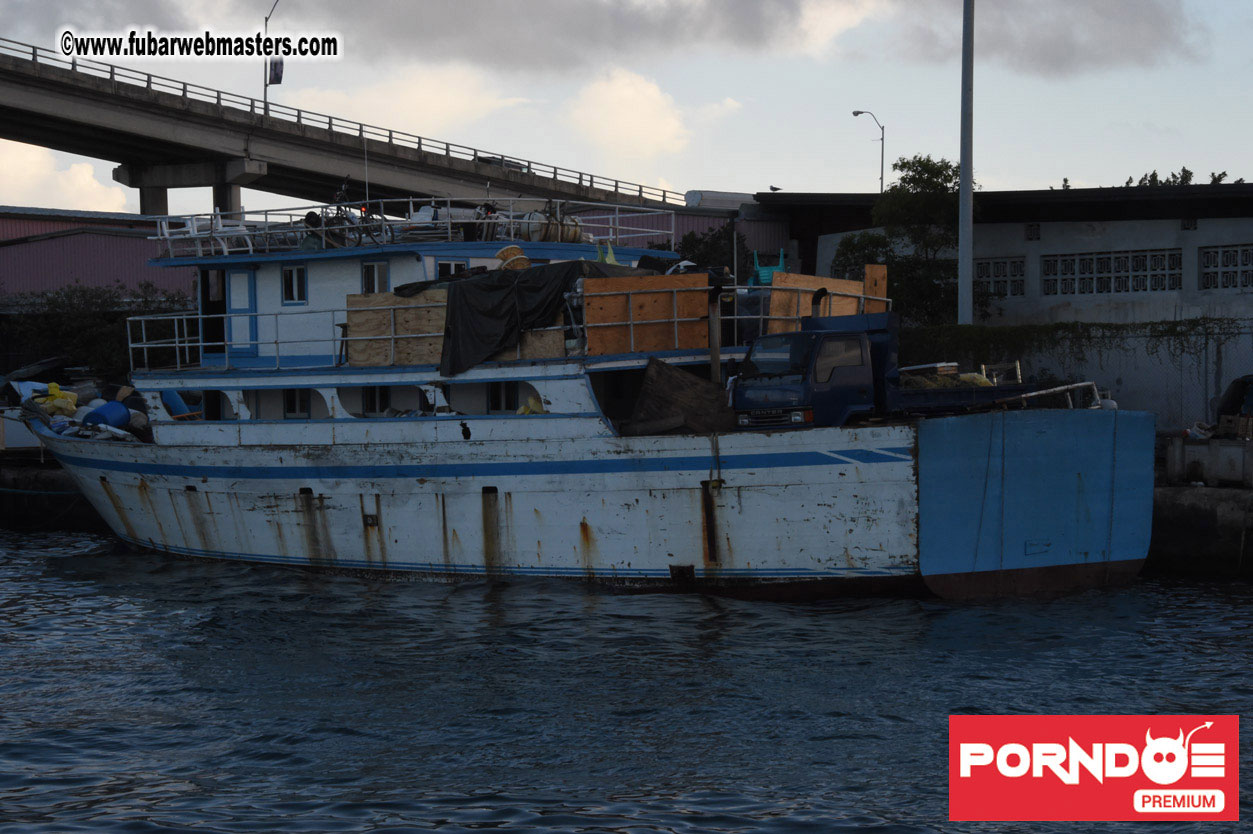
[584,275,708,355]
[489,316,566,362]
[766,273,865,334]
[345,291,446,366]
[863,264,888,313]
[347,290,566,367]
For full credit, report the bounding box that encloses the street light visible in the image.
[262,0,282,116]
[852,110,885,193]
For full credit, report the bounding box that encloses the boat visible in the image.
[21,194,1154,599]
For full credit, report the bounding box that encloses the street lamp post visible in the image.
[262,0,281,116]
[852,110,885,193]
[957,0,975,325]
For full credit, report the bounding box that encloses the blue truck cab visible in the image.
[733,313,900,429]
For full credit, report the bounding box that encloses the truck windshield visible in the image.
[741,333,818,379]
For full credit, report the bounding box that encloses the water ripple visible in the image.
[1,531,1250,832]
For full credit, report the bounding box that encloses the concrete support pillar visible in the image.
[113,159,263,217]
[212,182,241,216]
[139,186,168,216]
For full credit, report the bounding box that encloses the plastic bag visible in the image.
[36,382,78,417]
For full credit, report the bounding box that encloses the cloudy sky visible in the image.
[0,0,1249,215]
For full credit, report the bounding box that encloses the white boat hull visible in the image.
[37,423,922,593]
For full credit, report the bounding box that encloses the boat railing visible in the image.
[127,285,892,373]
[0,37,684,207]
[153,197,677,259]
[991,381,1103,409]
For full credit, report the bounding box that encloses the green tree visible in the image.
[829,230,891,280]
[831,155,977,326]
[672,222,753,277]
[1119,166,1243,186]
[5,281,191,381]
[872,154,962,260]
[1125,166,1193,186]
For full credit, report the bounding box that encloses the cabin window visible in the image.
[488,382,520,414]
[813,338,864,383]
[485,381,542,415]
[362,261,389,294]
[336,385,432,417]
[436,259,468,280]
[282,265,307,304]
[207,271,225,302]
[447,382,539,415]
[360,385,391,415]
[201,390,238,421]
[283,388,312,419]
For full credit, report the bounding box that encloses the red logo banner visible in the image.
[949,715,1239,821]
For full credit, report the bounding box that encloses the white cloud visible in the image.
[286,64,529,136]
[694,97,743,124]
[0,141,128,212]
[794,0,883,56]
[565,69,691,161]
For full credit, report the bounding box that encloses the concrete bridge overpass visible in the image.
[0,38,683,215]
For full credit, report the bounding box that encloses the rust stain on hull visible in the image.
[439,493,451,567]
[481,487,501,577]
[98,479,137,540]
[699,480,721,571]
[578,517,597,579]
[183,490,214,554]
[359,494,388,565]
[135,478,169,547]
[297,490,335,567]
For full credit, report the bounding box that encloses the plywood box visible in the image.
[767,274,867,333]
[584,275,708,355]
[346,290,566,367]
[345,291,446,366]
[862,264,888,312]
[489,319,566,362]
[765,267,889,334]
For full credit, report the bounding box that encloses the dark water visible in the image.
[0,531,1249,833]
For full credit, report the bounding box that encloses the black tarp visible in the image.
[439,260,648,376]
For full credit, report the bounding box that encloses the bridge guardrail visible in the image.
[0,37,684,206]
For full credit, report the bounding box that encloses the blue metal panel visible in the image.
[917,410,1155,576]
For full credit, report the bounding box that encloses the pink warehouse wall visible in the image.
[0,233,191,296]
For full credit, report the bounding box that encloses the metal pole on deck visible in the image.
[957,0,975,325]
[708,270,727,385]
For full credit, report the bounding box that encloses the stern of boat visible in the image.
[917,409,1154,599]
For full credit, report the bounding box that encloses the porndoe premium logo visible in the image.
[948,715,1239,821]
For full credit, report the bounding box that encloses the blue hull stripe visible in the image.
[114,534,920,579]
[56,447,914,481]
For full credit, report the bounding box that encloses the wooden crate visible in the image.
[584,275,708,355]
[765,267,890,333]
[346,291,566,367]
[345,291,446,366]
[862,264,888,312]
[489,319,566,362]
[766,274,867,333]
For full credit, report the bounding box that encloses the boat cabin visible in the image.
[127,196,890,438]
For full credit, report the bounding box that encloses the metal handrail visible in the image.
[0,36,684,206]
[153,196,678,258]
[127,285,892,373]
